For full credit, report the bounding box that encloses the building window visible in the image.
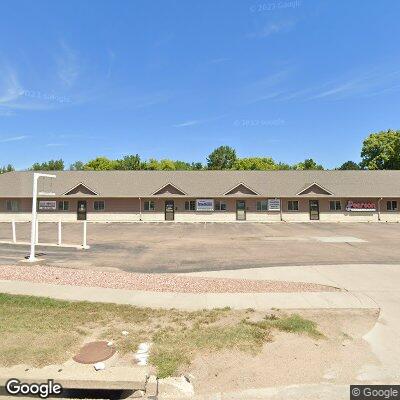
[6,200,20,212]
[94,200,105,211]
[387,200,398,211]
[58,201,69,211]
[288,200,299,211]
[257,200,268,211]
[215,200,227,211]
[185,200,196,211]
[330,200,341,211]
[144,200,155,211]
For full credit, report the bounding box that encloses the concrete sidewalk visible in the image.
[0,279,377,310]
[186,263,400,384]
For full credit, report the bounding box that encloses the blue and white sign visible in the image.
[196,199,214,211]
[268,199,281,211]
[39,201,57,211]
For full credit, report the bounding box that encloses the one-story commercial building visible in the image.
[0,170,399,223]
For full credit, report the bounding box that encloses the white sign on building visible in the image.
[268,198,281,211]
[39,201,57,211]
[196,199,214,211]
[345,201,376,212]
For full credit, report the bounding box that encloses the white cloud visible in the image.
[248,20,295,38]
[57,41,80,86]
[45,143,65,147]
[244,68,293,104]
[129,92,172,109]
[0,135,29,143]
[0,109,16,117]
[173,115,227,128]
[308,68,400,100]
[173,120,201,127]
[208,57,230,65]
[0,67,24,105]
[244,65,400,104]
[0,63,75,112]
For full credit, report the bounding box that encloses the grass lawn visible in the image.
[0,294,323,378]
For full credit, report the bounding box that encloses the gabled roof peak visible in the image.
[62,182,99,196]
[296,182,333,196]
[152,182,187,196]
[224,182,260,196]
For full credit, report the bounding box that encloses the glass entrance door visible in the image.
[165,200,175,221]
[77,200,87,220]
[309,200,319,220]
[236,200,246,221]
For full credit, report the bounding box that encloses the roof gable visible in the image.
[152,183,187,196]
[62,183,99,196]
[224,182,260,196]
[296,182,333,196]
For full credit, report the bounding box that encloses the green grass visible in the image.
[0,294,322,377]
[150,322,270,378]
[246,313,324,339]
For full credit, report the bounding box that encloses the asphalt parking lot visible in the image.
[0,222,399,273]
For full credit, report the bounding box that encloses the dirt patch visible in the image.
[187,309,380,394]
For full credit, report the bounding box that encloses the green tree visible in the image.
[31,159,64,170]
[84,157,118,170]
[360,129,400,169]
[69,161,85,171]
[190,162,204,170]
[0,164,14,174]
[337,161,360,170]
[233,157,277,170]
[159,159,176,170]
[173,160,192,170]
[293,159,324,170]
[116,154,141,170]
[207,146,237,170]
[143,158,161,170]
[275,162,292,170]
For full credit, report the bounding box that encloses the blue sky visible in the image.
[1,0,400,169]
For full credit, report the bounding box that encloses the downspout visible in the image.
[378,197,382,221]
[280,198,283,221]
[139,197,142,221]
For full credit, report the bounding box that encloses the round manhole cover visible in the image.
[73,341,116,364]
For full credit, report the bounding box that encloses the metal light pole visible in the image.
[28,173,56,262]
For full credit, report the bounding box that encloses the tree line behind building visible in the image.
[1,129,400,173]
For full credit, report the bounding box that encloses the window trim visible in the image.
[329,200,342,212]
[387,200,398,212]
[215,200,227,211]
[287,200,299,212]
[185,200,196,211]
[143,200,156,212]
[58,200,69,211]
[6,199,20,212]
[93,200,105,212]
[256,200,268,212]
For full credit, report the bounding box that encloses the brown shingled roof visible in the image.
[0,170,399,198]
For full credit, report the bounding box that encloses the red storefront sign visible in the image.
[345,201,376,212]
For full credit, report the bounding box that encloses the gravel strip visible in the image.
[0,265,339,293]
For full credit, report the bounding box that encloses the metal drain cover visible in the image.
[73,341,116,364]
